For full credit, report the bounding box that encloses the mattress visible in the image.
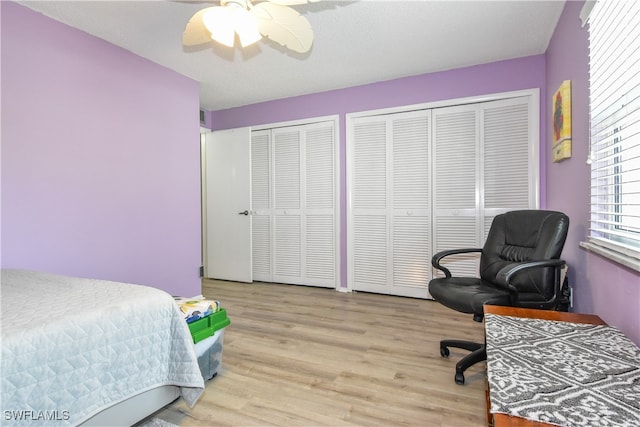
[0,269,205,426]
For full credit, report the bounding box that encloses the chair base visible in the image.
[439,340,487,385]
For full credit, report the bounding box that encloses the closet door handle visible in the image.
[238,210,249,216]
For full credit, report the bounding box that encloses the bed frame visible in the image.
[80,386,180,426]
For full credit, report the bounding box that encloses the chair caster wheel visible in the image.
[455,372,465,385]
[440,346,450,358]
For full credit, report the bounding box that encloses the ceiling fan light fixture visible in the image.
[183,0,315,53]
[203,7,235,47]
[232,8,262,47]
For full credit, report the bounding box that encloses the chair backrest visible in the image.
[480,210,569,304]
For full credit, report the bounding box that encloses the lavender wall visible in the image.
[1,2,202,297]
[545,1,639,344]
[212,55,547,292]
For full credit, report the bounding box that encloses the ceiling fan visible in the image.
[183,0,316,53]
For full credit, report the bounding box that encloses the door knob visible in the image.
[238,210,249,216]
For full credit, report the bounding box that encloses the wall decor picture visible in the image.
[552,80,572,162]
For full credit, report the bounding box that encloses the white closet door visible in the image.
[350,116,389,293]
[479,97,538,245]
[273,128,303,283]
[251,130,272,281]
[432,105,481,278]
[432,96,535,279]
[482,97,535,228]
[349,94,537,297]
[252,119,338,288]
[391,113,431,297]
[349,110,431,298]
[305,123,337,287]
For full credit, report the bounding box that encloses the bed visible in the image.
[1,269,205,426]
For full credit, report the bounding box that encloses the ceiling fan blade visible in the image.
[252,2,313,53]
[266,0,317,5]
[182,7,215,46]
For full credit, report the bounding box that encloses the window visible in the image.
[582,0,640,271]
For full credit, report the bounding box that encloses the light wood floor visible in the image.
[155,280,487,427]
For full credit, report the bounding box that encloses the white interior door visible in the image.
[204,128,252,282]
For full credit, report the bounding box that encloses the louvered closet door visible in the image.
[273,128,303,283]
[251,130,272,282]
[432,96,535,279]
[390,113,431,297]
[432,105,481,278]
[350,116,388,294]
[304,123,336,287]
[482,97,534,231]
[349,110,431,298]
[252,120,337,287]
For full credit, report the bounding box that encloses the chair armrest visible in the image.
[495,259,567,306]
[431,248,482,278]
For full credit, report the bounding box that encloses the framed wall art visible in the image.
[552,80,572,162]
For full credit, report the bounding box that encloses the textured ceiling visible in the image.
[18,0,565,111]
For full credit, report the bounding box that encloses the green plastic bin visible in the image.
[187,308,230,344]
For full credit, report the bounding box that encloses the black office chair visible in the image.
[428,210,569,385]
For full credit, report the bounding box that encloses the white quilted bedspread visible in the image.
[1,269,204,426]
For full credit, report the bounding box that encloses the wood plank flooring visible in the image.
[155,280,487,426]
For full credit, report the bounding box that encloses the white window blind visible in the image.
[584,0,640,271]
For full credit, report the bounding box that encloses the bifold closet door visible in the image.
[432,96,535,278]
[432,105,481,278]
[348,95,537,297]
[273,128,303,282]
[482,97,535,225]
[251,130,272,282]
[304,124,337,287]
[348,110,432,298]
[251,121,337,288]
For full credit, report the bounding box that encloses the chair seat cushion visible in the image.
[428,277,511,315]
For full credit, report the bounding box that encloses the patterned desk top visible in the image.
[485,313,640,427]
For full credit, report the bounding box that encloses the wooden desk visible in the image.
[484,305,607,427]
[484,305,606,327]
